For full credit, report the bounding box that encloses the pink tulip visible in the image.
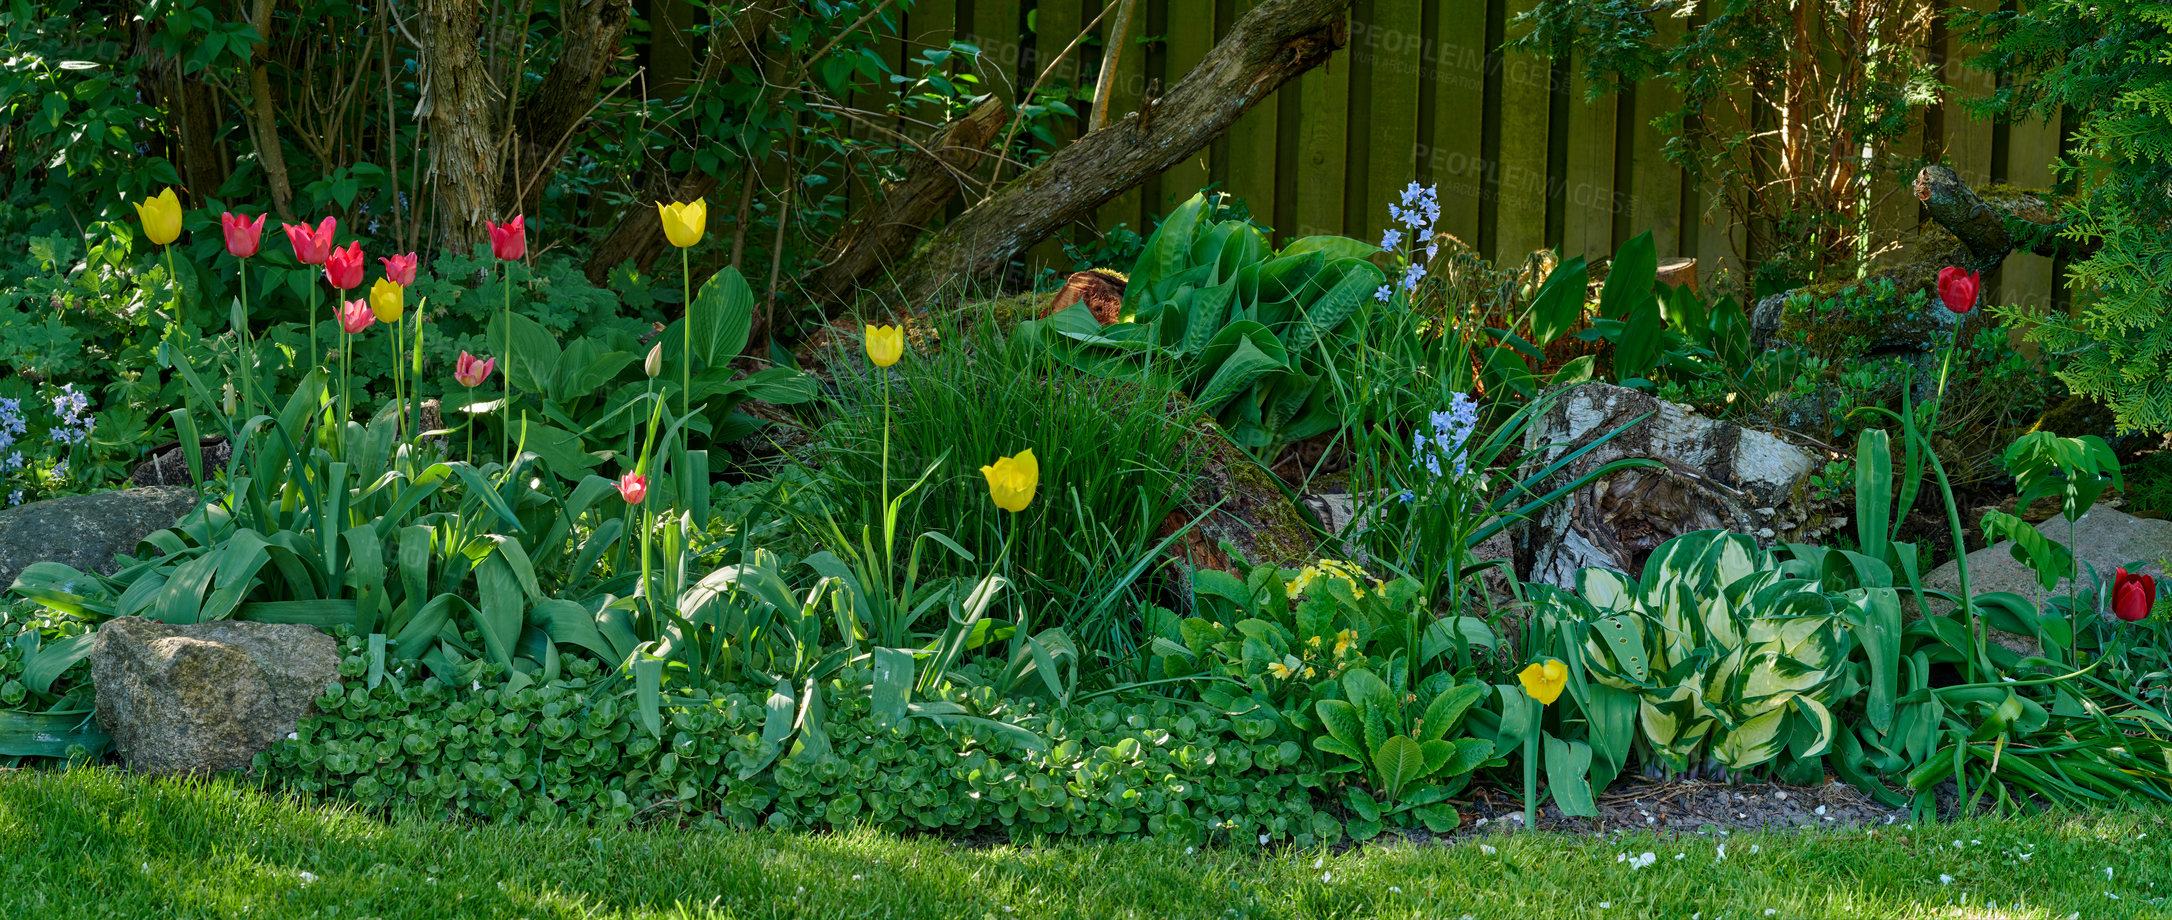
[339,298,375,334]
[1937,266,1981,315]
[453,351,496,388]
[282,216,337,265]
[487,215,527,261]
[618,471,648,505]
[221,212,266,258]
[323,242,366,291]
[379,252,419,287]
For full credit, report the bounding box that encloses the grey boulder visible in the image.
[91,616,340,776]
[0,486,199,589]
[1922,505,2172,655]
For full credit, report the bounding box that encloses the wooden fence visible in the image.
[859,0,2068,305]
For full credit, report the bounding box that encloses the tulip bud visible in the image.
[645,342,663,378]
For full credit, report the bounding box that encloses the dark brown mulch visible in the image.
[1448,777,1911,839]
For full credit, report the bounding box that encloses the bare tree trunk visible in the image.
[419,0,502,256]
[507,0,635,212]
[247,0,295,220]
[848,0,1356,309]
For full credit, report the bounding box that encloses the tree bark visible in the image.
[853,0,1356,310]
[246,0,295,220]
[419,0,502,256]
[1913,165,2087,270]
[804,96,1011,304]
[508,0,635,212]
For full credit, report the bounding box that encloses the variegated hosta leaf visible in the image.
[1583,614,1649,684]
[1712,708,1789,769]
[1576,567,1638,614]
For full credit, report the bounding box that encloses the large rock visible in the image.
[1922,506,2172,655]
[0,486,200,589]
[1517,383,1825,589]
[91,617,339,775]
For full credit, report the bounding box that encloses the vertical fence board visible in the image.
[1627,17,1682,260]
[1696,85,1749,287]
[1563,52,1617,261]
[1226,0,1281,232]
[1493,0,1551,262]
[969,0,1023,105]
[1430,0,1487,246]
[1024,0,1089,274]
[1354,0,1424,246]
[1292,46,1351,238]
[1095,0,1149,238]
[1942,0,1997,186]
[2003,111,2062,314]
[1160,0,1215,209]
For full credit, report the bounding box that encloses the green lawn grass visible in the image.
[3,768,2168,919]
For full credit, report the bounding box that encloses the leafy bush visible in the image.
[1019,192,1386,456]
[1969,0,2172,430]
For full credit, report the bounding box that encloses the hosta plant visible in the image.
[1536,529,1858,778]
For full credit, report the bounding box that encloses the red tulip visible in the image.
[453,351,496,388]
[323,242,366,291]
[2113,567,2157,622]
[1937,266,1980,315]
[282,216,337,265]
[379,252,419,287]
[220,212,266,258]
[338,298,375,334]
[618,471,648,505]
[487,215,527,261]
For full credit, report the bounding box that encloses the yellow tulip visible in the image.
[980,448,1038,513]
[368,277,405,323]
[134,187,183,246]
[657,198,707,248]
[864,324,903,368]
[1518,659,1568,706]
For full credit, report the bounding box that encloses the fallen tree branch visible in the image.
[830,0,1356,311]
[805,96,1012,306]
[1913,165,2089,271]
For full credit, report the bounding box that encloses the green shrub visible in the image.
[1968,0,2172,430]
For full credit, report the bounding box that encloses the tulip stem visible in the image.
[340,327,352,444]
[681,247,692,434]
[162,246,182,332]
[1522,702,1541,831]
[501,261,513,467]
[308,284,320,373]
[237,259,253,423]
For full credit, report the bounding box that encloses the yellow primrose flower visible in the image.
[980,448,1038,513]
[657,198,708,248]
[1267,660,1294,679]
[1519,659,1568,706]
[1334,628,1359,658]
[134,187,183,246]
[864,323,903,368]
